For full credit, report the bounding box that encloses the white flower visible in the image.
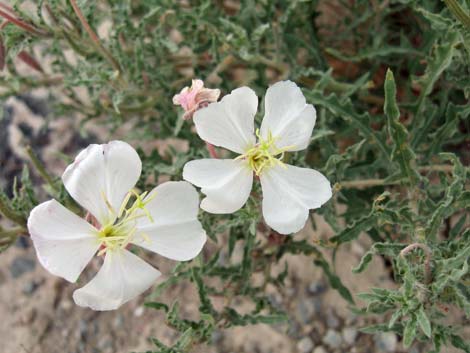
[183,81,332,235]
[27,141,207,311]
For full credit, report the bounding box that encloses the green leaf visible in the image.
[416,306,432,338]
[403,317,418,348]
[331,213,377,244]
[384,69,419,186]
[450,334,470,353]
[314,258,354,304]
[144,302,169,313]
[412,31,460,146]
[308,91,390,160]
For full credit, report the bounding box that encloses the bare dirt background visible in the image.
[1,95,467,353]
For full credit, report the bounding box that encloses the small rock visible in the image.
[211,330,224,344]
[297,337,314,353]
[10,256,35,278]
[374,332,397,352]
[113,314,125,328]
[342,327,358,345]
[308,281,326,295]
[313,347,327,353]
[60,299,73,311]
[22,280,41,295]
[97,336,113,353]
[323,329,342,349]
[268,292,283,311]
[78,319,88,341]
[296,298,318,324]
[326,309,340,329]
[134,306,144,317]
[15,236,29,249]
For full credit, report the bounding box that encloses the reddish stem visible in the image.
[17,51,44,73]
[0,9,45,36]
[206,142,218,158]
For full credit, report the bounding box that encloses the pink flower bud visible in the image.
[173,79,220,119]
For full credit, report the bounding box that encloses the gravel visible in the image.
[313,347,328,353]
[322,329,342,349]
[342,327,358,345]
[297,337,314,353]
[374,332,398,352]
[9,256,35,278]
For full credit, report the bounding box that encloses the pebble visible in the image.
[308,281,326,295]
[323,329,342,349]
[297,337,314,353]
[9,256,35,278]
[313,347,327,353]
[78,319,88,341]
[326,309,340,328]
[134,306,144,317]
[113,314,125,328]
[342,327,358,345]
[296,297,318,324]
[14,236,29,249]
[211,330,224,344]
[374,332,397,352]
[267,292,284,311]
[22,280,41,295]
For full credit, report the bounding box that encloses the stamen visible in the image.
[237,129,294,176]
[95,190,156,255]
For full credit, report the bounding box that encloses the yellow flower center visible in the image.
[237,129,293,176]
[96,190,154,255]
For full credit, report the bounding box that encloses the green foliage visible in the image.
[0,1,469,352]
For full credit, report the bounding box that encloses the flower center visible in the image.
[237,129,293,176]
[96,190,154,255]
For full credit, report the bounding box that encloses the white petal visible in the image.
[137,181,201,227]
[131,181,207,261]
[73,249,161,311]
[28,200,100,282]
[134,221,206,261]
[193,87,257,154]
[62,140,141,225]
[183,159,253,214]
[260,164,332,234]
[260,81,316,151]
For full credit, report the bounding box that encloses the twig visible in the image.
[0,9,46,36]
[400,243,432,284]
[69,0,122,74]
[26,146,59,192]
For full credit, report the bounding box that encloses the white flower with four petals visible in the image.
[27,141,207,310]
[183,81,332,234]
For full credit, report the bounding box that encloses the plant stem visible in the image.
[338,164,455,189]
[400,243,432,284]
[443,0,470,29]
[0,226,25,238]
[206,142,218,158]
[26,146,59,193]
[0,9,46,36]
[69,0,122,75]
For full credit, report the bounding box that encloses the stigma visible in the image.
[95,190,155,255]
[236,130,293,176]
